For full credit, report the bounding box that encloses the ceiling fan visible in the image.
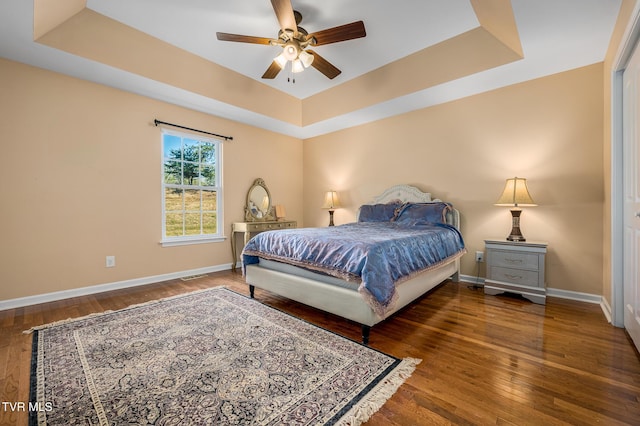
[216,0,366,80]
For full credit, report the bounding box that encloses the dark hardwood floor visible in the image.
[1,270,639,425]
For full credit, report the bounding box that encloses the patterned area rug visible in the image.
[28,287,420,425]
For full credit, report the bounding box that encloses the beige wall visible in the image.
[0,53,613,300]
[35,7,302,127]
[0,58,303,301]
[303,64,605,295]
[32,1,521,129]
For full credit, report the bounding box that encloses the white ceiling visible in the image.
[85,0,481,99]
[0,0,623,138]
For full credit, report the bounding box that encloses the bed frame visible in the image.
[244,184,461,344]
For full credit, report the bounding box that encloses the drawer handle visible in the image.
[504,274,523,280]
[504,258,523,263]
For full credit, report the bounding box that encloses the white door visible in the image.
[622,43,640,351]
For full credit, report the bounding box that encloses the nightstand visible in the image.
[484,239,548,304]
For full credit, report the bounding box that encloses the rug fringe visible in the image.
[23,286,228,334]
[335,357,422,426]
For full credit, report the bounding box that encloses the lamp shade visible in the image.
[275,204,286,220]
[274,52,288,69]
[299,50,314,68]
[292,59,304,73]
[321,191,341,209]
[495,177,537,207]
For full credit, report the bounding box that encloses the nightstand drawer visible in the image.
[489,266,540,288]
[490,251,540,271]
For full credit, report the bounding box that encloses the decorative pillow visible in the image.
[394,202,451,226]
[358,202,403,222]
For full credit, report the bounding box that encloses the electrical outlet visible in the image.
[475,251,484,262]
[106,256,116,268]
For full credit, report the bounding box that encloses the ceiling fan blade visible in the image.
[262,61,282,79]
[271,0,297,34]
[310,21,366,46]
[307,50,341,79]
[216,32,273,45]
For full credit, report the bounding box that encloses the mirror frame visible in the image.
[245,178,274,222]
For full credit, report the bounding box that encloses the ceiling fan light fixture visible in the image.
[274,52,288,69]
[299,50,314,68]
[216,4,366,81]
[283,41,299,61]
[291,59,304,73]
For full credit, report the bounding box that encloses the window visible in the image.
[161,130,223,245]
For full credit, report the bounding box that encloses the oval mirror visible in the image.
[245,178,273,221]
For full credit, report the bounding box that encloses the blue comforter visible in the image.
[242,222,466,317]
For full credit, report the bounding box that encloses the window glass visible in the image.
[161,130,222,242]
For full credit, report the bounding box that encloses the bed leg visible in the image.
[249,285,255,298]
[451,271,460,283]
[361,325,370,345]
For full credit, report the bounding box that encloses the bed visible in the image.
[242,184,465,344]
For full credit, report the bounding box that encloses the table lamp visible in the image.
[495,177,537,242]
[321,191,340,226]
[275,204,286,221]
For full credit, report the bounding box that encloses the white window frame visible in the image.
[161,129,224,247]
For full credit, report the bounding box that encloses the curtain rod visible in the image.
[154,119,233,141]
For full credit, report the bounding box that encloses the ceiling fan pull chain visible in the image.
[287,61,295,84]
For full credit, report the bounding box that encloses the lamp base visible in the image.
[506,209,526,242]
[328,210,335,227]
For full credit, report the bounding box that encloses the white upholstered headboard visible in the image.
[366,184,460,230]
[372,184,432,204]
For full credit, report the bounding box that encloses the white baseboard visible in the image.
[458,274,604,305]
[600,296,613,324]
[459,274,484,287]
[545,287,602,304]
[0,264,233,311]
[1,269,610,321]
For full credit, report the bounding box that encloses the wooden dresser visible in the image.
[230,220,296,271]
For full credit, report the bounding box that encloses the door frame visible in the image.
[612,3,640,328]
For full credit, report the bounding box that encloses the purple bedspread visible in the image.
[242,222,466,317]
